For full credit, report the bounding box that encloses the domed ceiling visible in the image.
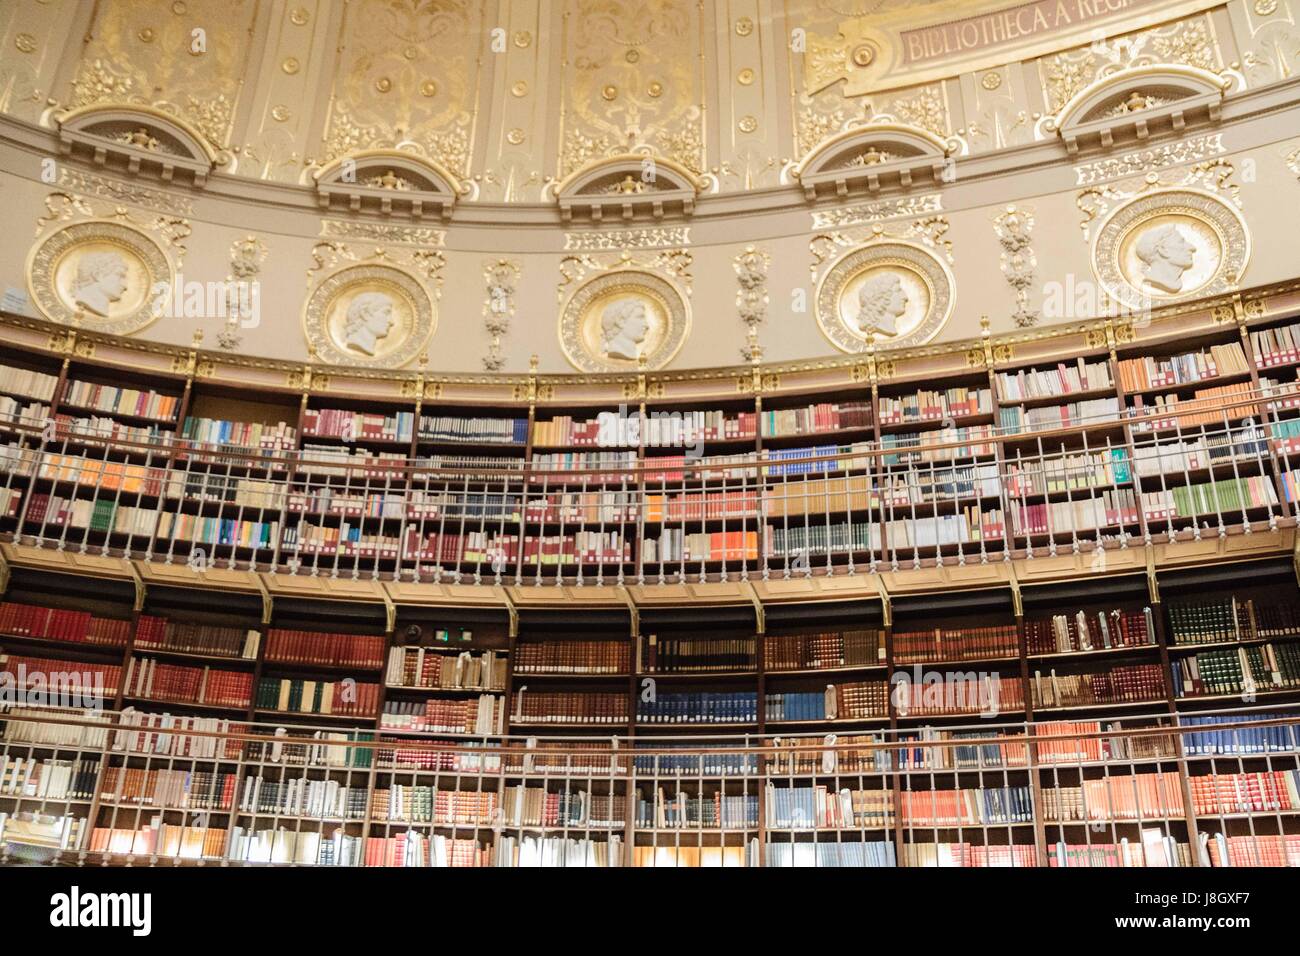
[0,0,1238,202]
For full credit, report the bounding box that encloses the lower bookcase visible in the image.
[2,704,1299,867]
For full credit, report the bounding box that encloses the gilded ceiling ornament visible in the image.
[421,81,437,97]
[482,259,519,372]
[15,33,37,54]
[993,205,1038,328]
[282,57,300,75]
[815,240,955,353]
[1090,188,1250,315]
[559,270,690,373]
[1040,17,1222,114]
[981,72,1002,91]
[26,220,175,336]
[507,128,526,145]
[734,245,770,362]
[514,31,532,48]
[738,116,758,134]
[1256,0,1279,13]
[738,69,754,86]
[271,105,290,122]
[302,251,436,369]
[291,7,310,25]
[559,1,705,177]
[512,81,528,97]
[735,17,753,37]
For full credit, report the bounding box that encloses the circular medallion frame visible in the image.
[26,220,174,336]
[559,270,690,372]
[302,262,435,369]
[815,240,955,353]
[1092,188,1250,313]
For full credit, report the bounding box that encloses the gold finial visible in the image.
[529,354,539,373]
[192,328,204,347]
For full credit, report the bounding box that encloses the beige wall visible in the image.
[1,0,1299,373]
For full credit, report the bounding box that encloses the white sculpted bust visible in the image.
[71,250,129,317]
[856,272,909,337]
[343,291,396,355]
[600,297,651,361]
[1135,223,1196,294]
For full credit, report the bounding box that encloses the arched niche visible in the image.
[55,104,219,188]
[1047,64,1230,155]
[554,153,703,223]
[313,149,462,221]
[793,121,954,200]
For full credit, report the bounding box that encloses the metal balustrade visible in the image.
[1,705,1297,866]
[0,382,1296,585]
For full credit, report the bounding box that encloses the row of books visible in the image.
[1116,342,1250,392]
[264,628,386,670]
[644,634,756,673]
[1172,643,1300,697]
[765,784,894,828]
[0,600,131,647]
[764,630,886,672]
[1250,321,1300,368]
[418,414,527,445]
[123,657,253,709]
[382,696,506,736]
[1003,449,1130,496]
[1129,381,1259,432]
[0,362,58,402]
[1041,772,1184,821]
[1031,664,1165,708]
[1168,597,1300,645]
[637,790,759,829]
[1024,608,1154,655]
[506,690,628,725]
[0,652,120,698]
[61,380,180,423]
[180,416,296,451]
[995,359,1113,402]
[642,529,759,563]
[0,757,99,801]
[134,615,258,660]
[241,775,369,820]
[760,402,873,437]
[1188,769,1300,815]
[892,625,1019,664]
[637,692,758,724]
[892,676,1024,717]
[302,408,414,443]
[53,414,165,446]
[878,387,991,425]
[998,397,1120,433]
[898,785,1033,826]
[98,767,236,810]
[255,677,379,718]
[513,640,628,676]
[385,647,507,690]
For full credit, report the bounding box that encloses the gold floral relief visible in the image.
[1039,14,1223,114]
[559,0,705,178]
[67,0,256,151]
[321,0,483,176]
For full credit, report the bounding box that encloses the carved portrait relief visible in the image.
[856,272,909,337]
[27,221,174,336]
[815,241,954,353]
[559,271,690,372]
[303,263,435,368]
[1092,189,1249,312]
